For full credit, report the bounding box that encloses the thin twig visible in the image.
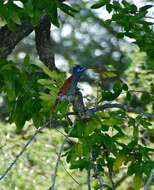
[49,134,81,186]
[55,128,68,138]
[87,168,91,190]
[144,168,154,190]
[48,125,75,190]
[93,162,103,190]
[60,160,81,185]
[91,149,104,190]
[145,16,154,19]
[108,168,115,190]
[0,121,49,181]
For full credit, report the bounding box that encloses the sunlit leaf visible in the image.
[70,158,90,170]
[133,174,143,190]
[113,154,125,171]
[91,0,109,9]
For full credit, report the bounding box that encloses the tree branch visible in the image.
[92,161,104,190]
[90,103,154,120]
[64,102,154,120]
[144,168,154,190]
[91,149,104,190]
[35,14,57,70]
[0,19,33,58]
[108,165,115,189]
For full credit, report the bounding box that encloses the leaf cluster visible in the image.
[65,110,154,189]
[0,0,78,28]
[92,0,154,60]
[0,56,65,129]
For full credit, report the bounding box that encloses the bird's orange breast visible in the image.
[59,76,72,95]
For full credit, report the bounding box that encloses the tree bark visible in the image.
[35,14,56,71]
[0,19,33,58]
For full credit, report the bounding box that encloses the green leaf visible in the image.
[113,81,122,93]
[0,5,9,21]
[3,73,16,101]
[70,158,90,170]
[127,140,137,150]
[106,3,113,13]
[139,118,151,128]
[148,129,154,135]
[70,120,84,138]
[22,98,33,113]
[39,92,56,112]
[24,0,34,18]
[31,9,42,26]
[48,1,59,27]
[150,83,154,93]
[84,115,101,136]
[102,134,116,149]
[56,100,69,114]
[103,117,123,126]
[91,0,108,9]
[129,4,137,13]
[6,20,16,30]
[117,32,125,38]
[121,0,130,8]
[102,91,114,101]
[34,61,52,77]
[128,118,135,126]
[11,11,22,25]
[32,112,43,128]
[57,2,78,17]
[35,61,64,84]
[141,93,151,104]
[127,163,140,176]
[9,96,26,130]
[74,143,83,157]
[133,174,143,190]
[24,54,30,67]
[0,64,13,71]
[39,92,55,102]
[126,91,131,101]
[133,125,139,141]
[101,81,123,101]
[37,79,53,86]
[134,12,147,20]
[122,83,128,91]
[113,154,125,171]
[101,125,109,131]
[113,125,125,136]
[139,5,153,12]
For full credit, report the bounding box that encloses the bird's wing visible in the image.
[59,76,73,95]
[52,76,73,110]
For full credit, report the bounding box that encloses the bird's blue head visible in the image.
[72,65,86,74]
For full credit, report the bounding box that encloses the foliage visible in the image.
[0,0,154,189]
[0,0,78,28]
[92,0,154,66]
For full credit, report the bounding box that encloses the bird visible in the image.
[53,65,86,109]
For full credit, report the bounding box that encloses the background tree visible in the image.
[0,0,154,189]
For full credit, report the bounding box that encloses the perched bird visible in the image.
[53,65,86,109]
